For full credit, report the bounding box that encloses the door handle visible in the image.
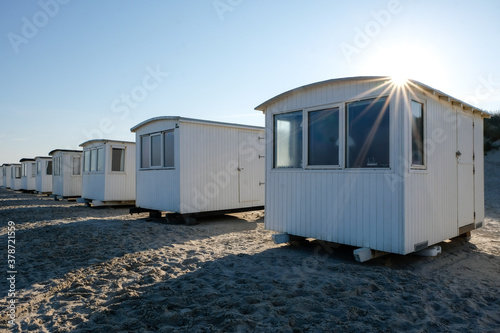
[237,167,244,171]
[456,151,462,157]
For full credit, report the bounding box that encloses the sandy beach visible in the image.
[1,151,499,332]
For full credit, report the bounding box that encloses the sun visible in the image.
[390,74,409,86]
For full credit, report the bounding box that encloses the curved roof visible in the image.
[48,149,83,156]
[34,156,51,160]
[130,116,264,133]
[79,139,135,147]
[254,76,490,117]
[19,158,35,162]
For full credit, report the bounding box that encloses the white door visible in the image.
[457,113,475,229]
[238,132,265,203]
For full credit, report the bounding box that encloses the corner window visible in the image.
[141,135,150,168]
[151,134,162,167]
[22,164,27,177]
[90,149,97,172]
[15,166,21,179]
[111,148,125,172]
[308,108,340,166]
[54,157,61,176]
[83,150,90,172]
[46,161,52,175]
[73,157,81,176]
[346,97,390,168]
[37,161,42,175]
[274,111,303,168]
[31,163,36,177]
[97,147,104,172]
[411,101,424,167]
[164,130,174,168]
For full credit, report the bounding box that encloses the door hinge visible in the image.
[474,212,476,219]
[473,167,475,174]
[259,155,265,159]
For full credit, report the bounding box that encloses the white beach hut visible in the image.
[20,158,37,192]
[10,164,22,190]
[0,164,4,187]
[35,156,53,194]
[48,149,83,199]
[255,76,490,261]
[78,139,136,206]
[130,116,265,218]
[3,164,12,188]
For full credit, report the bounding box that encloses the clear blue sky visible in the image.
[1,0,499,164]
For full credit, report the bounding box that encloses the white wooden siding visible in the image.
[133,117,264,214]
[10,165,22,190]
[51,151,82,197]
[135,119,181,212]
[81,141,136,202]
[264,79,404,254]
[473,116,485,224]
[4,166,12,188]
[261,77,487,255]
[35,158,52,193]
[21,161,36,191]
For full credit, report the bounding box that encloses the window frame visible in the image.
[46,161,52,175]
[110,147,126,172]
[345,96,391,170]
[15,166,22,179]
[31,162,36,177]
[273,109,304,169]
[53,157,61,176]
[139,129,176,170]
[72,156,81,176]
[410,98,427,170]
[304,103,343,170]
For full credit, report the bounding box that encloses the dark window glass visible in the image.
[411,101,424,166]
[111,148,125,172]
[308,108,340,166]
[141,136,150,168]
[164,131,174,168]
[346,97,390,168]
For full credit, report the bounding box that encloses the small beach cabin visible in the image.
[35,156,53,194]
[20,158,37,192]
[2,164,12,188]
[255,76,490,261]
[0,164,4,187]
[130,116,265,217]
[78,139,136,206]
[10,163,22,190]
[49,149,83,199]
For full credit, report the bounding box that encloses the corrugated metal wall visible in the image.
[264,79,405,254]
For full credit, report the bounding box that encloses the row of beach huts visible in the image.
[0,77,491,261]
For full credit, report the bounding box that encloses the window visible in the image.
[22,163,27,177]
[54,157,61,176]
[15,166,21,179]
[411,101,424,166]
[83,150,90,172]
[97,147,104,172]
[111,148,125,172]
[90,149,97,172]
[346,97,390,168]
[37,161,42,175]
[46,161,52,175]
[73,157,81,175]
[141,135,150,168]
[31,163,36,177]
[164,130,174,168]
[308,108,340,166]
[274,111,303,168]
[151,134,161,167]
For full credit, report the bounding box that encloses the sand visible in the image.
[1,151,499,332]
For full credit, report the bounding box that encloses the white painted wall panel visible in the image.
[474,116,485,224]
[133,118,264,214]
[4,166,11,188]
[10,165,22,190]
[35,158,52,193]
[51,151,82,197]
[21,162,36,191]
